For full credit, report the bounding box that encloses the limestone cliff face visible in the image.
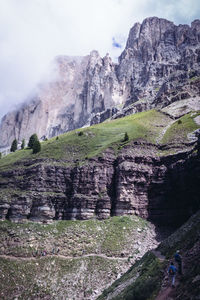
[0,52,122,148]
[1,17,200,149]
[0,140,199,225]
[117,17,200,105]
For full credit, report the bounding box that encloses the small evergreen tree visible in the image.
[21,139,25,149]
[0,152,2,159]
[28,134,38,149]
[10,139,18,152]
[123,132,129,142]
[32,140,41,154]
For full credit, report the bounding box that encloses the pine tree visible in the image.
[32,140,41,154]
[123,132,129,142]
[21,139,25,149]
[10,139,18,152]
[28,134,38,149]
[0,152,2,159]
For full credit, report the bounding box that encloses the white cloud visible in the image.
[0,0,199,120]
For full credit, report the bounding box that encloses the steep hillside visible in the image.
[0,17,200,150]
[0,215,160,300]
[97,210,200,300]
[0,107,199,224]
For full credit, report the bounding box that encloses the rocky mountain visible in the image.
[0,16,200,300]
[0,17,200,150]
[0,107,199,225]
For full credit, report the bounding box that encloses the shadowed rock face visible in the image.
[0,17,200,149]
[0,141,199,226]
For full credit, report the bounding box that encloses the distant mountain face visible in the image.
[0,17,200,149]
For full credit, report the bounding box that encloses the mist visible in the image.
[0,0,199,120]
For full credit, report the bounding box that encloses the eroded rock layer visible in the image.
[0,141,199,225]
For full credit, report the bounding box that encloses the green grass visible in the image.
[0,215,149,257]
[0,110,170,170]
[0,255,127,300]
[98,210,200,300]
[161,111,200,144]
[98,252,163,300]
[0,216,153,299]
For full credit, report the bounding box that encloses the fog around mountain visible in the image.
[0,0,199,120]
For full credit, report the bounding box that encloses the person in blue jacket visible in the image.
[174,250,183,275]
[168,262,177,287]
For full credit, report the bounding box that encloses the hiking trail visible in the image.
[0,253,129,261]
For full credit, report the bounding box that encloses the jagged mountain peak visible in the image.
[0,17,200,152]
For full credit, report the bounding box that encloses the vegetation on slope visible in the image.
[1,109,199,171]
[0,216,158,300]
[161,111,200,144]
[0,109,171,170]
[0,216,150,258]
[97,210,200,300]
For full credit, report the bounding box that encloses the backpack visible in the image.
[169,266,175,275]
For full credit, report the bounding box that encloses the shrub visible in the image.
[32,140,41,154]
[10,139,18,152]
[28,134,39,149]
[0,152,2,159]
[178,120,182,125]
[78,131,84,136]
[21,139,25,149]
[56,136,59,140]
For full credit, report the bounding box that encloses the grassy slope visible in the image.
[97,210,200,300]
[1,109,200,171]
[0,256,127,300]
[0,216,156,300]
[1,109,199,171]
[161,111,200,144]
[0,216,149,257]
[0,109,170,170]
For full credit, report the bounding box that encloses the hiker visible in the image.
[174,250,182,275]
[168,262,177,287]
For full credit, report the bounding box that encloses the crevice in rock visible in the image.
[5,208,12,220]
[110,159,118,217]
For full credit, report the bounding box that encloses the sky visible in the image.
[0,0,199,120]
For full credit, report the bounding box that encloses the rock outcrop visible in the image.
[1,17,200,149]
[0,139,199,226]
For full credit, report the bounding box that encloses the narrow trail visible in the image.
[156,119,176,144]
[152,250,175,300]
[153,250,182,300]
[0,253,129,262]
[0,249,166,262]
[156,286,173,300]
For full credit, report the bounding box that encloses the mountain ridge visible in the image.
[0,16,200,151]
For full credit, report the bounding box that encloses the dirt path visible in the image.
[156,286,173,300]
[153,250,181,300]
[0,253,128,261]
[0,249,166,262]
[156,119,176,144]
